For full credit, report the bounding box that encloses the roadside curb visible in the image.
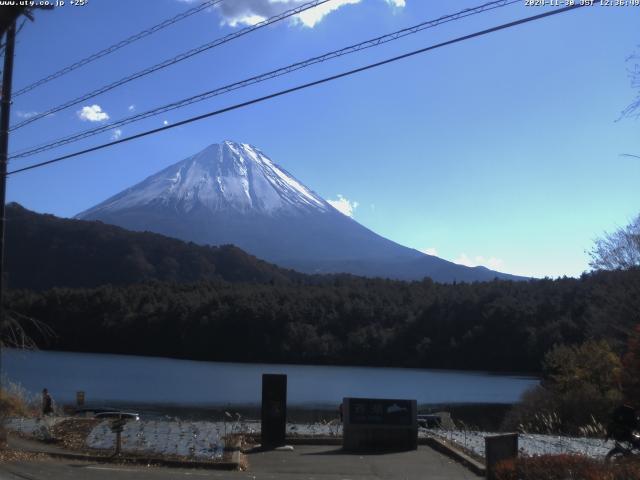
[286,437,342,445]
[423,436,486,477]
[246,434,343,446]
[17,447,242,470]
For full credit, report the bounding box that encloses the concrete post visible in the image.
[261,374,287,449]
[485,433,518,480]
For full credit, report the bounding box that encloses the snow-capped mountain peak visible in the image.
[76,140,525,282]
[78,141,329,217]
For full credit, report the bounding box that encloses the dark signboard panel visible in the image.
[343,397,418,451]
[348,398,413,426]
[261,374,287,448]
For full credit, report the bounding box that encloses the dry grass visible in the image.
[0,394,34,419]
[237,453,249,471]
[224,433,245,448]
[0,381,38,419]
[0,448,48,464]
[50,418,100,451]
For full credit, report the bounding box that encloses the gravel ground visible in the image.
[430,429,616,459]
[86,420,226,460]
[4,417,342,460]
[7,416,613,461]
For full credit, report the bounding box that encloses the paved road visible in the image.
[245,445,479,479]
[0,445,479,479]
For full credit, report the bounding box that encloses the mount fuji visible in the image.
[76,141,524,282]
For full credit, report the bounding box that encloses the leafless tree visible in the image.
[620,47,640,120]
[0,310,55,350]
[589,214,640,271]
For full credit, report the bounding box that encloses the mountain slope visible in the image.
[77,140,525,282]
[5,203,304,290]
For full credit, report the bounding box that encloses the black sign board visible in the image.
[348,398,413,426]
[261,374,287,448]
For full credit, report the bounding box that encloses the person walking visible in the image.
[42,388,53,416]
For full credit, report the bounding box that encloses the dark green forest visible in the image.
[5,203,305,290]
[8,268,640,373]
[6,203,640,373]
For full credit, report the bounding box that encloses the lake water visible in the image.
[2,349,538,407]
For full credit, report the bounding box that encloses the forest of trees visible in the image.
[4,203,306,290]
[7,267,640,373]
[4,203,640,374]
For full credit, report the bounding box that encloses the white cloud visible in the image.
[214,0,403,28]
[328,194,359,217]
[111,128,122,140]
[420,247,438,256]
[77,104,109,122]
[454,253,504,271]
[163,120,169,126]
[128,104,136,112]
[230,13,267,26]
[16,110,39,119]
[295,0,360,28]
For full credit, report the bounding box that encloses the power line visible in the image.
[10,0,334,131]
[12,0,223,98]
[6,3,587,177]
[10,0,520,161]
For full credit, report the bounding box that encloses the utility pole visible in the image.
[0,21,16,425]
[1,23,17,286]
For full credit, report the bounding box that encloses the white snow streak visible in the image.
[79,141,330,217]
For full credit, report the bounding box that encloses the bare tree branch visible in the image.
[589,214,640,271]
[0,310,56,350]
[620,46,640,120]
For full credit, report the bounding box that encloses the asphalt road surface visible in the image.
[0,445,479,479]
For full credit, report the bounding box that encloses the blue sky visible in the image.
[5,0,640,278]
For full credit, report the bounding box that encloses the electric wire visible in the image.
[12,0,224,98]
[10,0,520,161]
[6,3,587,177]
[10,0,334,130]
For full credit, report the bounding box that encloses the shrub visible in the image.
[501,385,558,433]
[494,454,640,480]
[622,324,640,407]
[0,380,38,418]
[502,340,623,435]
[0,392,34,418]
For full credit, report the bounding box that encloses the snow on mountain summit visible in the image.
[75,140,526,282]
[79,141,329,217]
